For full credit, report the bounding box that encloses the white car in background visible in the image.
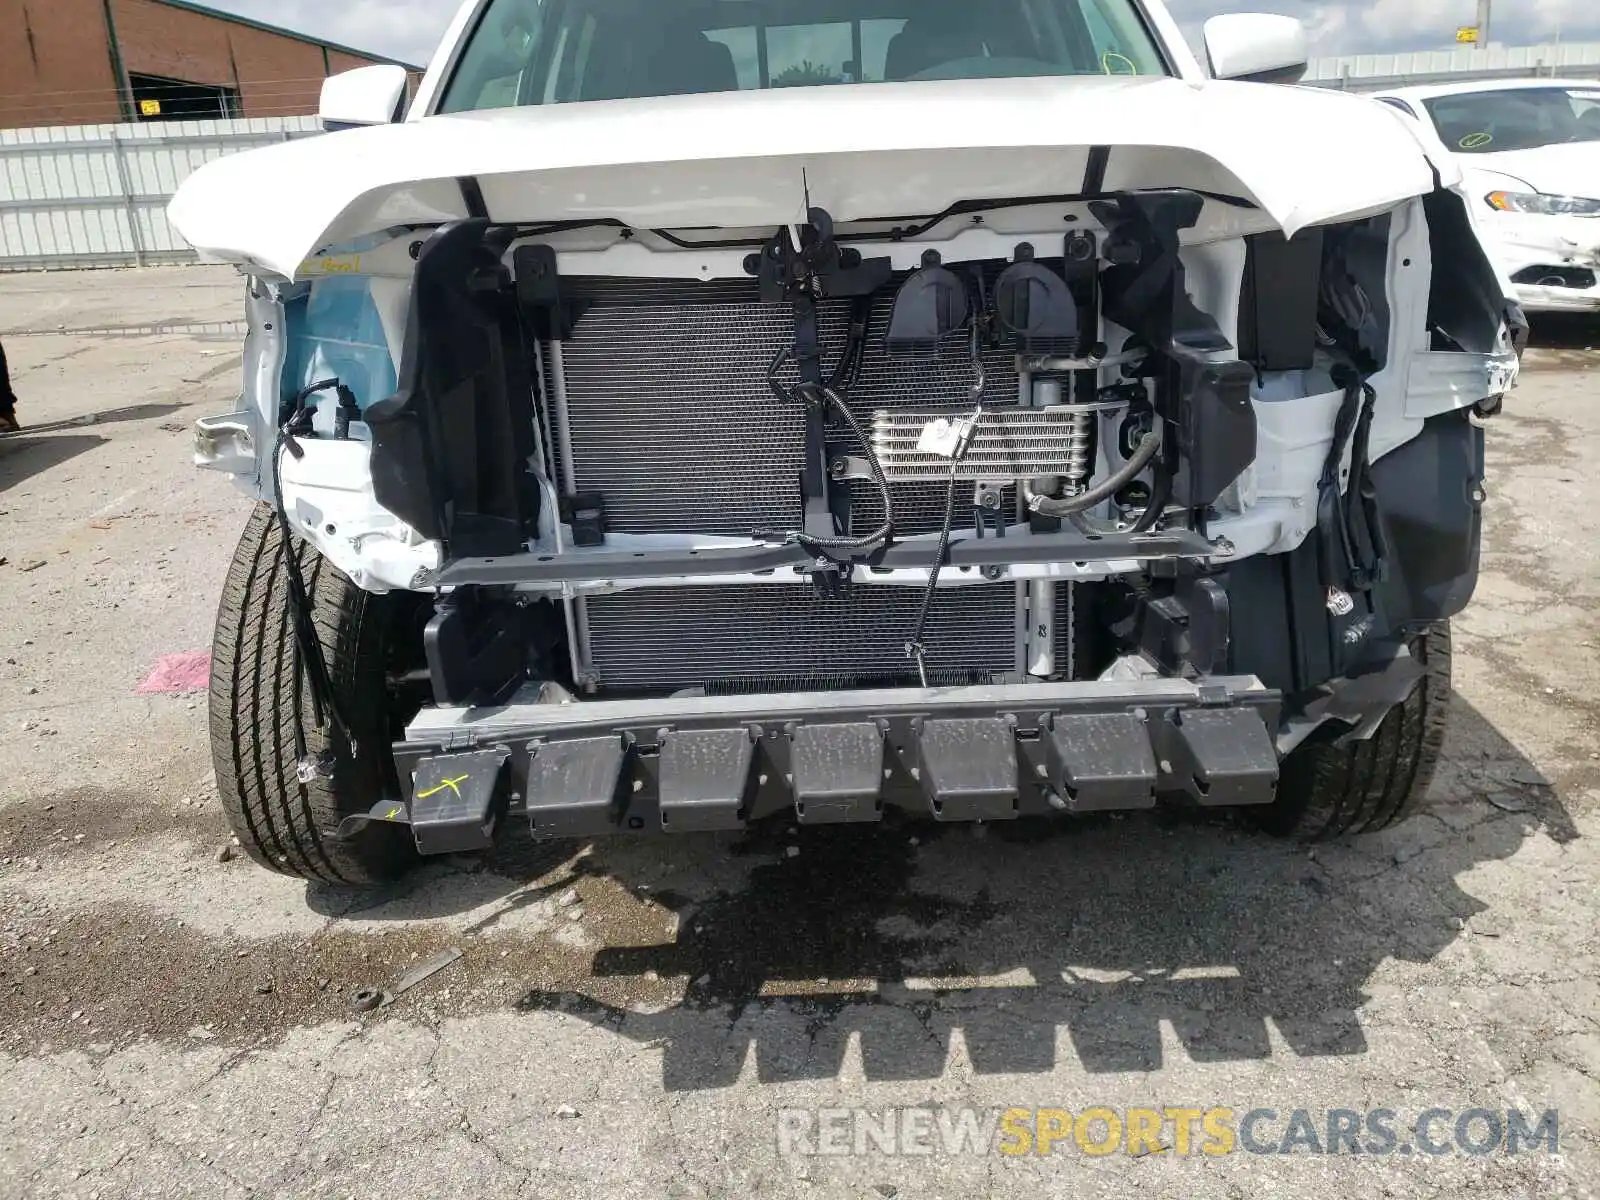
[1376,79,1600,313]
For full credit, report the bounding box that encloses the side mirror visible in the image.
[1202,14,1309,85]
[319,65,410,131]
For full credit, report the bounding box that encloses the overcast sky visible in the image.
[212,0,1600,71]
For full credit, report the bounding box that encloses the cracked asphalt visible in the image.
[1,268,1597,1198]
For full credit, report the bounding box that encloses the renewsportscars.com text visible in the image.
[777,1106,1560,1158]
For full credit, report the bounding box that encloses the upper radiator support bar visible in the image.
[430,526,1219,587]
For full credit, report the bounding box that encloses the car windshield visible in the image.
[437,0,1167,113]
[1424,86,1600,154]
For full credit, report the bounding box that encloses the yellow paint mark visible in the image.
[1460,131,1494,150]
[300,254,364,276]
[416,775,469,802]
[1101,52,1138,76]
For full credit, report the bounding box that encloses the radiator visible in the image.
[547,271,1032,539]
[583,583,1022,692]
[549,272,1077,693]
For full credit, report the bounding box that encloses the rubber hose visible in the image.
[1128,453,1173,535]
[1029,430,1163,519]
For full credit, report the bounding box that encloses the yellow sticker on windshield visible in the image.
[1460,131,1494,150]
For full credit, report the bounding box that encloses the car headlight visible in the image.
[1486,190,1600,216]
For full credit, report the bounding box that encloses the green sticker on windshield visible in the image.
[1460,131,1494,149]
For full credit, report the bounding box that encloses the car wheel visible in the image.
[209,504,418,885]
[1254,622,1452,841]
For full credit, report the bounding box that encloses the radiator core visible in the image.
[548,271,1080,693]
[582,583,1021,692]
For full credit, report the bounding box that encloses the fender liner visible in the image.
[363,219,540,558]
[1225,408,1482,700]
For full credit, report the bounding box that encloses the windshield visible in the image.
[1424,86,1600,154]
[438,0,1167,113]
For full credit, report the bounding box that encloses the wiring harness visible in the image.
[271,378,359,773]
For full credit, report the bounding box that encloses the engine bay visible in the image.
[215,181,1518,715]
[352,191,1349,699]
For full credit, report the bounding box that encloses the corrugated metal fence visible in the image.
[0,116,322,271]
[1304,40,1600,91]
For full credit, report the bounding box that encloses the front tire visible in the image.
[209,505,417,885]
[1255,622,1453,841]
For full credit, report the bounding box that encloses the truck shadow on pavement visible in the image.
[0,402,188,495]
[7,400,188,437]
[320,694,1578,1092]
[0,433,106,495]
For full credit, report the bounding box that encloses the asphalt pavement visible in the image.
[0,267,1596,1199]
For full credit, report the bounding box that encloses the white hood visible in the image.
[170,76,1450,281]
[1466,142,1600,200]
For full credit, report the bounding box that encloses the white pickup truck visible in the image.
[170,0,1522,886]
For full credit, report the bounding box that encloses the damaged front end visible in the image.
[179,93,1522,854]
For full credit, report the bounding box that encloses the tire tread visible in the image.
[1261,622,1452,842]
[209,506,413,885]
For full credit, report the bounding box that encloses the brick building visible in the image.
[0,0,420,129]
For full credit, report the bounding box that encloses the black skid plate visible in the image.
[407,748,510,854]
[658,728,756,832]
[525,737,629,838]
[391,678,1283,849]
[1155,707,1281,807]
[791,723,887,825]
[915,718,1021,822]
[1045,713,1159,813]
